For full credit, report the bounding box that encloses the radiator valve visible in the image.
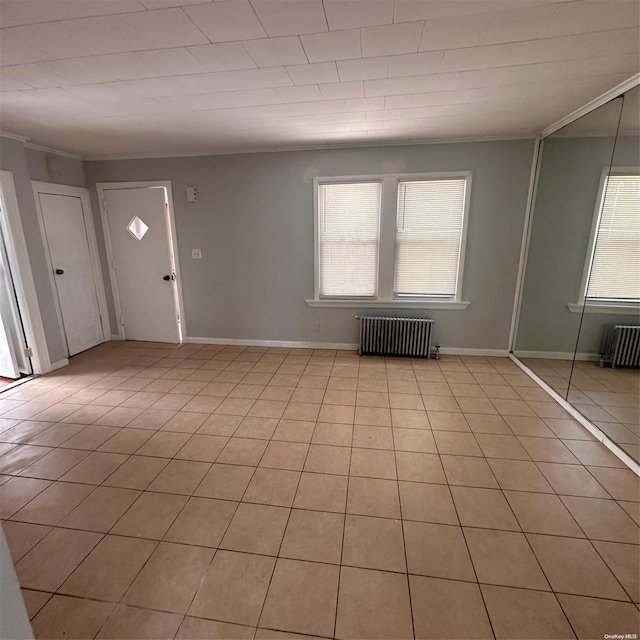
[431,345,441,360]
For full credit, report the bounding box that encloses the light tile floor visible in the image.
[523,358,640,463]
[0,341,638,640]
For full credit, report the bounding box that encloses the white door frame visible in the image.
[0,210,30,375]
[0,170,51,374]
[32,182,111,355]
[96,181,187,342]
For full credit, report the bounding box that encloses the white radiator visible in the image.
[358,316,434,358]
[602,324,640,368]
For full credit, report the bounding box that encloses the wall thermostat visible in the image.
[186,186,198,202]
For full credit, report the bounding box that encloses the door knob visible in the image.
[55,269,64,275]
[163,275,171,281]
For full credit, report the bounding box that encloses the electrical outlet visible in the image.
[192,249,202,259]
[313,322,320,332]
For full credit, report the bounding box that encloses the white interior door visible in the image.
[39,193,104,356]
[103,187,179,343]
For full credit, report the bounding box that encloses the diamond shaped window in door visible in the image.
[127,216,148,241]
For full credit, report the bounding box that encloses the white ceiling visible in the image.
[0,0,638,158]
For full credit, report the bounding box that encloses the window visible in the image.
[318,182,381,298]
[395,178,467,298]
[585,173,640,304]
[311,173,471,309]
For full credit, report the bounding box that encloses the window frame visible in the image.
[569,167,640,315]
[310,171,472,310]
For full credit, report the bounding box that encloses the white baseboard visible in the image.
[438,347,510,357]
[187,337,509,357]
[110,334,124,341]
[513,350,600,361]
[187,337,359,350]
[50,358,69,371]
[509,354,639,475]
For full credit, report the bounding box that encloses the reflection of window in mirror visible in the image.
[573,169,640,312]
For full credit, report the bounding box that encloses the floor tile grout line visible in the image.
[530,458,618,504]
[587,530,640,605]
[7,509,638,550]
[3,396,632,430]
[5,429,631,463]
[18,570,640,607]
[6,448,634,492]
[481,449,580,638]
[390,422,416,640]
[5,388,618,437]
[331,401,354,640]
[430,418,498,640]
[89,535,164,639]
[19,568,640,623]
[5,452,635,513]
[249,369,326,636]
[171,359,323,633]
[114,425,245,634]
[28,525,111,617]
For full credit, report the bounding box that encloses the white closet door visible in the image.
[104,187,179,343]
[39,193,104,356]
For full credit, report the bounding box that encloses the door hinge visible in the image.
[120,315,125,326]
[24,347,33,357]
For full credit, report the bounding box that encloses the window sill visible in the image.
[567,302,640,315]
[306,299,471,310]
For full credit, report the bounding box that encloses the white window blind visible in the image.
[394,178,467,298]
[318,182,381,297]
[587,174,640,302]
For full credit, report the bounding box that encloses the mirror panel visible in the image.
[569,85,640,463]
[514,96,625,401]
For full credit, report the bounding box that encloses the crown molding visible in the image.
[0,131,30,143]
[82,134,535,162]
[24,142,82,160]
[540,72,640,139]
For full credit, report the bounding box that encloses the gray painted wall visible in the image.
[516,135,640,355]
[0,137,69,364]
[25,146,85,188]
[85,139,535,351]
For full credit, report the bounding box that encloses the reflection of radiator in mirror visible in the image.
[601,325,640,368]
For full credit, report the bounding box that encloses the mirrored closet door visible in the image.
[514,83,639,465]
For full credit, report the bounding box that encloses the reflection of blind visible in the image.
[587,175,640,302]
[394,178,467,297]
[318,182,381,297]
